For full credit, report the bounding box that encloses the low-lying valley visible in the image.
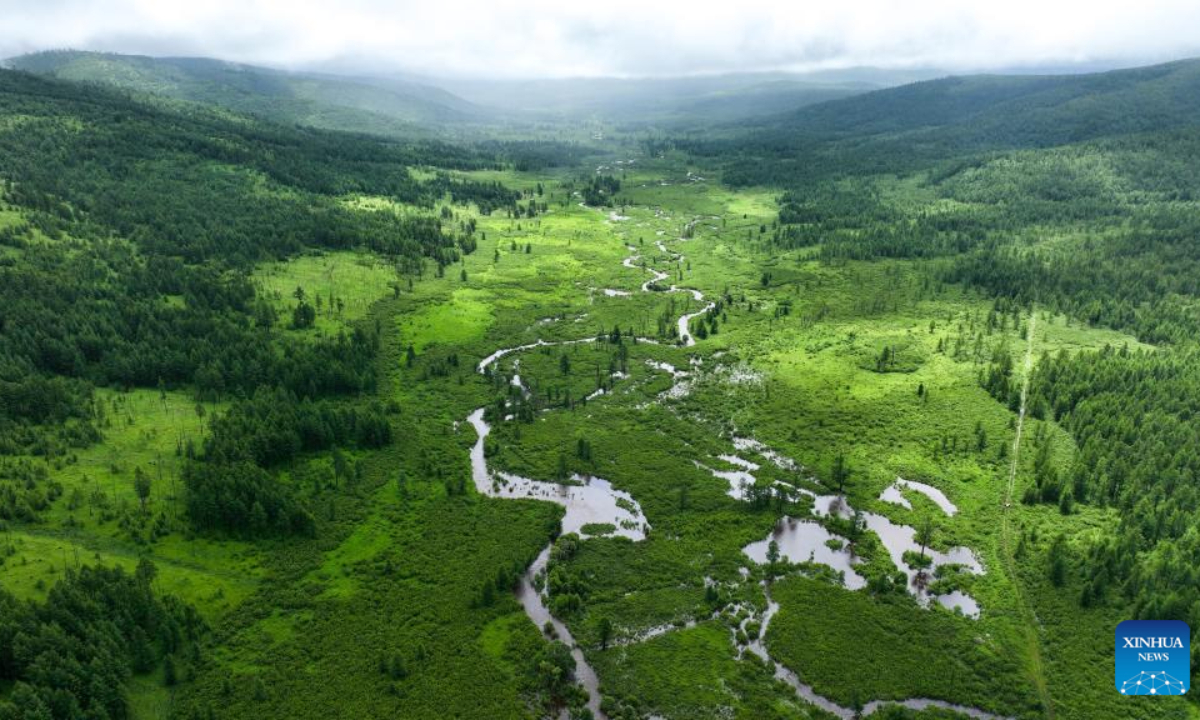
[1,48,1199,720]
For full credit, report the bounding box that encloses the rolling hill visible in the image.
[4,50,486,137]
[770,57,1200,144]
[692,57,1200,186]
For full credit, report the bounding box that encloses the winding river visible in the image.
[457,202,1009,719]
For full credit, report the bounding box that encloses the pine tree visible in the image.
[134,467,151,512]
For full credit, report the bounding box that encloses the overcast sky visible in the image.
[2,0,1198,78]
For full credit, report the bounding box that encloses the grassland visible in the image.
[0,389,261,617]
[254,250,399,337]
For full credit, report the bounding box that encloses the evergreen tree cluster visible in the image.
[1020,344,1200,624]
[183,387,392,537]
[0,563,205,720]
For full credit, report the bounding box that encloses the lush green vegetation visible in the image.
[766,577,1029,713]
[2,53,1200,720]
[0,562,205,719]
[681,58,1200,187]
[6,50,488,133]
[1020,346,1200,625]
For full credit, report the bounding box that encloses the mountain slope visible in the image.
[0,67,501,264]
[774,57,1200,145]
[5,50,485,136]
[693,58,1200,186]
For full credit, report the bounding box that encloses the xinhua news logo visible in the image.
[1116,620,1190,696]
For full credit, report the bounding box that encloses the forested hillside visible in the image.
[681,58,1200,185]
[0,66,586,720]
[0,68,512,414]
[7,50,484,136]
[0,65,501,577]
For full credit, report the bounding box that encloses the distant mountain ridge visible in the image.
[5,50,893,130]
[695,57,1200,186]
[9,50,1199,146]
[765,57,1200,146]
[5,50,486,137]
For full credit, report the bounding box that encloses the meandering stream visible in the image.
[741,583,1013,720]
[703,444,984,617]
[456,202,1007,719]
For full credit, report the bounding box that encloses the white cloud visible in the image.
[1,0,1197,78]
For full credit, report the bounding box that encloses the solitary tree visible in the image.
[848,510,865,550]
[1048,534,1068,587]
[916,516,934,561]
[292,301,315,329]
[597,616,614,650]
[136,556,158,585]
[134,467,151,512]
[831,453,850,494]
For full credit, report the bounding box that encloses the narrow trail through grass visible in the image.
[1006,310,1036,508]
[1000,309,1053,718]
